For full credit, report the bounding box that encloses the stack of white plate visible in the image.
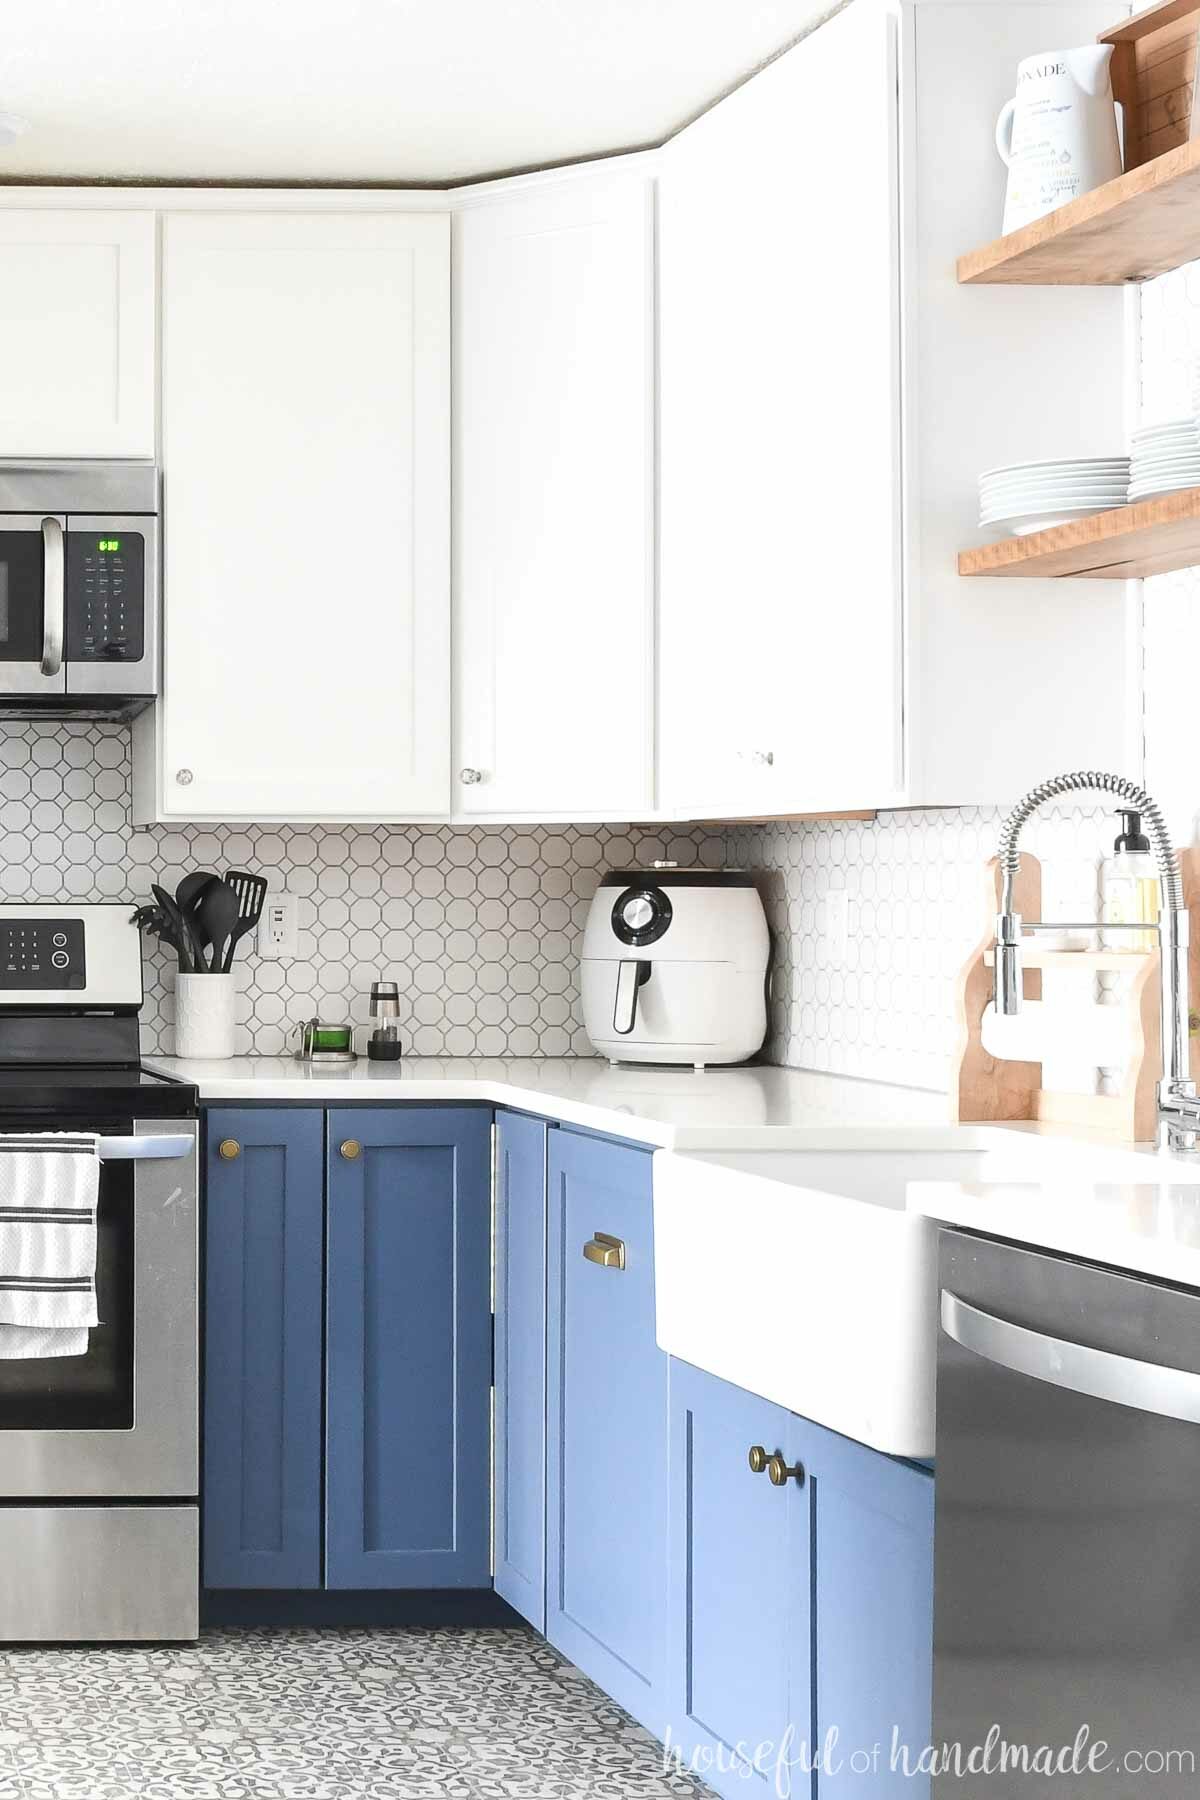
[1127,419,1200,502]
[978,457,1131,538]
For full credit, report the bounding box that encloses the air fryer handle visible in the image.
[613,960,650,1036]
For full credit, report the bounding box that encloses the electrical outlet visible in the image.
[258,893,298,960]
[825,884,849,964]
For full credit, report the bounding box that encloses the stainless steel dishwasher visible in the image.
[933,1228,1200,1799]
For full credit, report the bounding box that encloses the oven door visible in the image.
[0,514,67,696]
[0,1118,197,1498]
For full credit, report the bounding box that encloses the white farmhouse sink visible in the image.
[652,1127,1200,1461]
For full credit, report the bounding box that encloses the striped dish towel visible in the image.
[0,1133,100,1359]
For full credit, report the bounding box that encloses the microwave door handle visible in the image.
[39,516,64,678]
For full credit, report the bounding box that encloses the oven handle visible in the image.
[941,1289,1200,1426]
[99,1133,193,1162]
[40,516,64,679]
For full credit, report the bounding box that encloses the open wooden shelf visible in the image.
[957,137,1200,285]
[959,486,1200,578]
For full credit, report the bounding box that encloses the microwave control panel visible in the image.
[65,535,145,663]
[0,919,85,990]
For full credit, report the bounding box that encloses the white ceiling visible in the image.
[0,0,830,185]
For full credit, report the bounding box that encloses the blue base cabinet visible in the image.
[203,1104,492,1593]
[546,1127,667,1737]
[804,1413,934,1795]
[325,1107,492,1589]
[666,1357,811,1798]
[203,1108,325,1589]
[494,1110,549,1628]
[667,1358,934,1800]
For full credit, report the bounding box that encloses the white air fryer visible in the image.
[581,868,769,1069]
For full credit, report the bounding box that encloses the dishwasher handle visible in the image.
[941,1289,1200,1427]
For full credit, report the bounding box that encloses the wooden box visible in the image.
[1103,0,1200,169]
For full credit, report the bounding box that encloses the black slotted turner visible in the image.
[222,870,269,972]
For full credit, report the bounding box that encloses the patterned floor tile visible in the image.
[0,1627,714,1800]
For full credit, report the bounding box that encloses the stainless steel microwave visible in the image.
[0,461,159,718]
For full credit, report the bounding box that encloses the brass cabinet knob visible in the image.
[748,1445,769,1474]
[582,1232,625,1269]
[217,1139,241,1161]
[767,1454,805,1488]
[339,1139,362,1161]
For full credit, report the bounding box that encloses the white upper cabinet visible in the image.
[0,211,155,457]
[658,0,1134,819]
[658,4,905,821]
[138,209,450,822]
[454,174,654,818]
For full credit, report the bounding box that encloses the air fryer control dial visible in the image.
[612,886,672,948]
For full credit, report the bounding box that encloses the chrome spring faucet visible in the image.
[994,771,1199,1150]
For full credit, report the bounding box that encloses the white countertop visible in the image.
[147,1052,1200,1288]
[144,1054,947,1150]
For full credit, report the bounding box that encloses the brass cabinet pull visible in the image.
[217,1139,241,1161]
[339,1139,362,1161]
[582,1231,626,1270]
[767,1454,805,1488]
[748,1445,769,1474]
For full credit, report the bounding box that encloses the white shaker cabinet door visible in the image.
[454,175,654,818]
[144,210,450,821]
[658,1,904,820]
[0,211,155,457]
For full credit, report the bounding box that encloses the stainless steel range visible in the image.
[0,905,199,1641]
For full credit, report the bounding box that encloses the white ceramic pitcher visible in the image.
[996,45,1123,234]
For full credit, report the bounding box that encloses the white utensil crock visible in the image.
[175,972,236,1059]
[996,45,1123,234]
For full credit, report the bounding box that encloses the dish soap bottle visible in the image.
[1101,810,1160,952]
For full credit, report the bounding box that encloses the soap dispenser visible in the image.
[1101,810,1160,952]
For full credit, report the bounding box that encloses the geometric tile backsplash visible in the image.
[0,716,1121,1085]
[0,719,722,1059]
[727,801,1119,1094]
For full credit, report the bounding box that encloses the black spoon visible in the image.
[177,872,218,969]
[194,878,240,974]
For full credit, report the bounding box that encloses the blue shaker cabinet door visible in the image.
[203,1107,325,1589]
[801,1415,934,1797]
[324,1107,492,1589]
[545,1127,667,1737]
[666,1358,811,1800]
[494,1110,549,1629]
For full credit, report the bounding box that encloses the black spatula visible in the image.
[222,870,269,972]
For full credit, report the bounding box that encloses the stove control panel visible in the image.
[0,920,86,990]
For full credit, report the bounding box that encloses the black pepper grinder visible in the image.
[367,979,403,1062]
